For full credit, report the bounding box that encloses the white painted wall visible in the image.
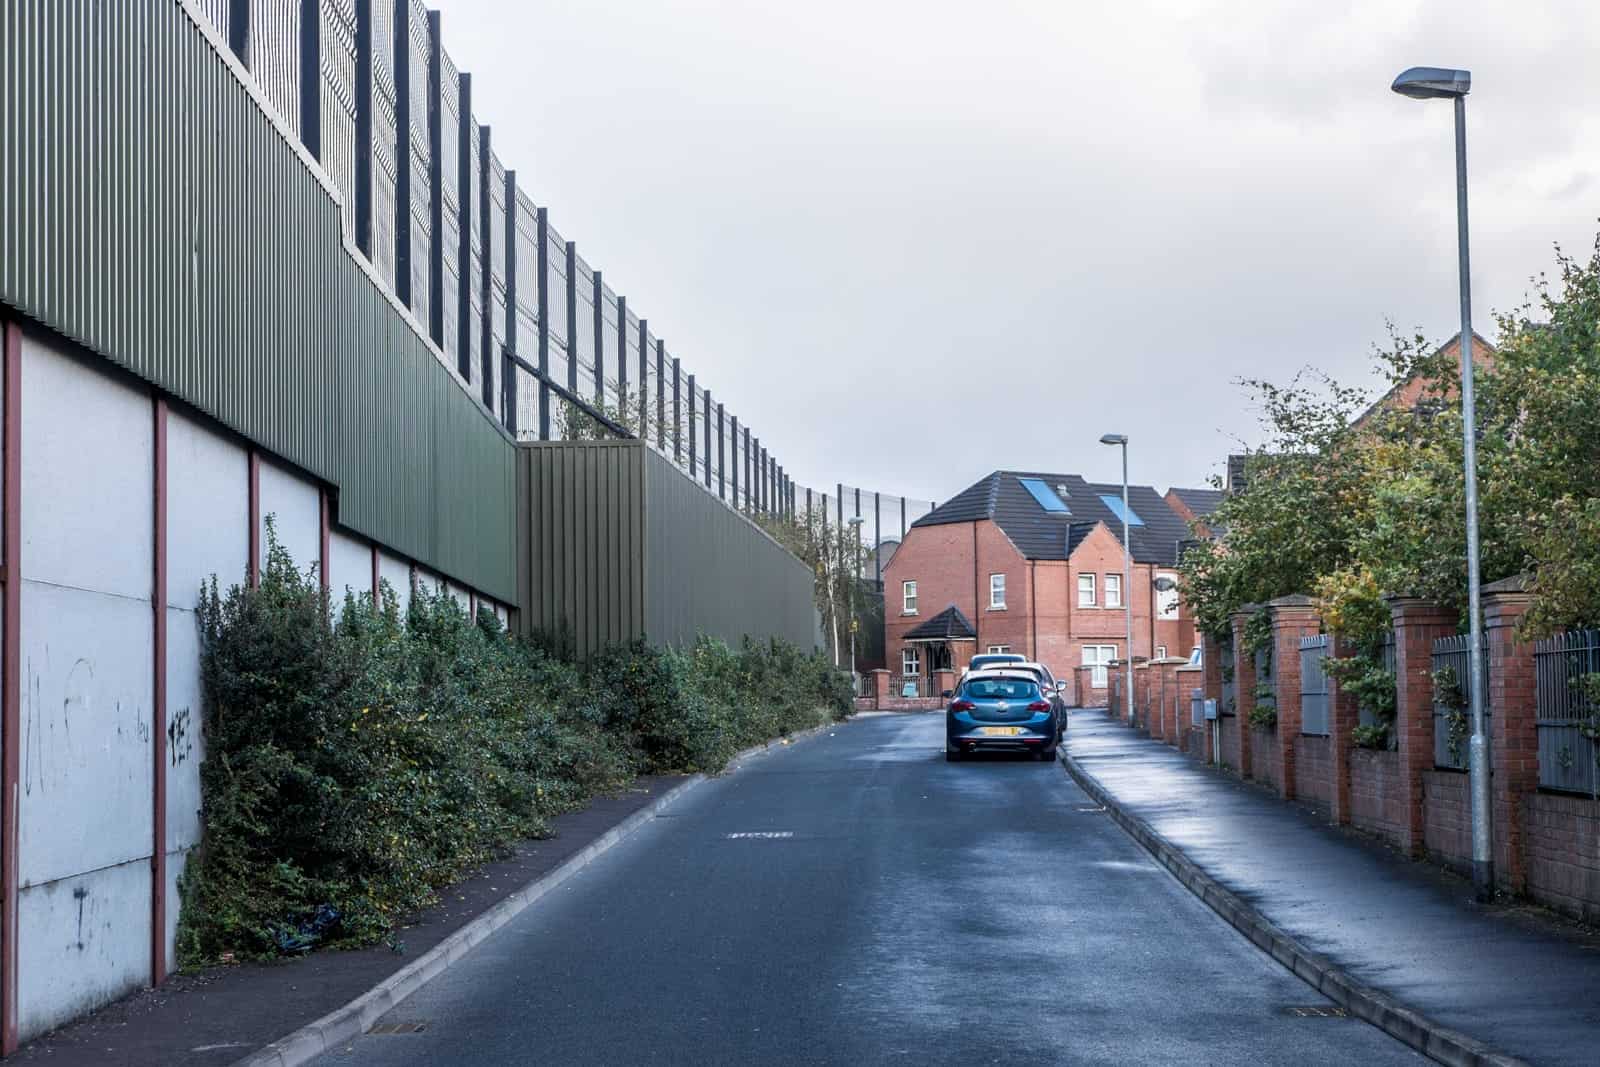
[258,457,321,581]
[18,335,155,1036]
[446,581,470,614]
[7,334,515,1040]
[164,409,248,972]
[377,549,412,609]
[328,529,372,608]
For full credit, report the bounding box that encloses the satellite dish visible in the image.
[1152,576,1179,592]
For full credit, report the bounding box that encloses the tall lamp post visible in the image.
[1391,65,1492,900]
[847,516,865,685]
[1099,433,1133,722]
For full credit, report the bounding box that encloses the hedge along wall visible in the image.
[517,441,819,657]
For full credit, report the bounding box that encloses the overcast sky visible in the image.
[429,0,1600,501]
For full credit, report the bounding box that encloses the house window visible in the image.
[1083,645,1117,688]
[1105,573,1123,608]
[902,647,920,677]
[989,573,1006,609]
[902,580,918,614]
[1156,645,1168,659]
[1078,573,1096,607]
[987,645,1010,654]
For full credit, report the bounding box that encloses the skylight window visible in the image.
[1099,494,1145,526]
[1019,478,1069,514]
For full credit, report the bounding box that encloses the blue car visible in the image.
[945,670,1061,762]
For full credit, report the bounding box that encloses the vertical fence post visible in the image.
[300,0,323,159]
[655,340,665,450]
[425,11,444,347]
[535,207,549,439]
[687,375,697,474]
[592,271,604,405]
[716,403,726,500]
[502,171,517,433]
[630,316,643,435]
[730,415,739,506]
[743,428,752,509]
[616,296,628,417]
[565,240,578,398]
[672,358,681,463]
[391,0,409,306]
[703,390,712,488]
[354,0,372,253]
[479,126,494,411]
[455,73,472,382]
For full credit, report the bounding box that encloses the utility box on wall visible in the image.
[515,440,818,657]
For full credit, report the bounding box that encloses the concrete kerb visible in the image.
[1057,750,1531,1067]
[236,715,854,1067]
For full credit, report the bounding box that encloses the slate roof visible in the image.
[903,604,977,641]
[1169,487,1225,519]
[911,471,1192,567]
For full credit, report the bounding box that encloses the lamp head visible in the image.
[1099,433,1128,446]
[1391,66,1471,100]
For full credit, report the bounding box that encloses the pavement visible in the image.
[314,711,1421,1065]
[12,777,685,1067]
[1062,709,1600,1067]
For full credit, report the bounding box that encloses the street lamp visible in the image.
[847,516,865,685]
[1392,65,1492,900]
[1099,433,1133,723]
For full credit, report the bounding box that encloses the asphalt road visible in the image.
[319,713,1421,1066]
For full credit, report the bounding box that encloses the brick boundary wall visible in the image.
[1251,726,1280,793]
[1522,792,1600,923]
[1220,712,1242,772]
[1294,735,1333,812]
[1349,748,1406,848]
[1422,770,1473,874]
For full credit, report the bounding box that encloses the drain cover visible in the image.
[369,1022,429,1034]
[1280,1005,1347,1018]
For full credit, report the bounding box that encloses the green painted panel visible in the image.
[0,0,516,600]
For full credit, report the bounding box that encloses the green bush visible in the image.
[177,531,847,966]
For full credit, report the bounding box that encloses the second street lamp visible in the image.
[1391,64,1493,900]
[1099,433,1133,723]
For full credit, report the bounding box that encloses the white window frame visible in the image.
[1083,644,1118,689]
[987,644,1011,654]
[902,647,920,676]
[989,572,1006,609]
[1156,645,1168,659]
[902,580,918,615]
[1105,573,1123,609]
[1078,573,1096,607]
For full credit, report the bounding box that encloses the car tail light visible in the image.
[1027,700,1051,712]
[951,699,976,712]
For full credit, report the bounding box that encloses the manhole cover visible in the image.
[1279,1005,1348,1018]
[369,1022,429,1034]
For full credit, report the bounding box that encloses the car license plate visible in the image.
[979,726,1023,736]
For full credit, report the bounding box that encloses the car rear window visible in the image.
[962,679,1041,700]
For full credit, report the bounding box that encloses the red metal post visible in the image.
[2,321,21,1053]
[151,397,168,986]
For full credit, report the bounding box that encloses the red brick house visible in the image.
[883,471,1204,702]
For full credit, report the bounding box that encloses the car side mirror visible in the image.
[941,689,953,699]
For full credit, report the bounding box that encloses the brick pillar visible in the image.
[1132,664,1151,733]
[1202,631,1225,708]
[1269,596,1320,801]
[1159,659,1185,747]
[1177,665,1204,757]
[1230,610,1257,779]
[1390,596,1458,857]
[933,668,956,698]
[1326,632,1362,825]
[1147,661,1166,740]
[1484,576,1536,895]
[870,669,890,710]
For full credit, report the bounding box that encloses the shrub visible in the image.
[178,532,845,965]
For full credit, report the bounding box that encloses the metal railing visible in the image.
[1300,634,1330,736]
[1432,633,1490,771]
[1533,629,1600,795]
[889,674,930,699]
[1358,635,1398,733]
